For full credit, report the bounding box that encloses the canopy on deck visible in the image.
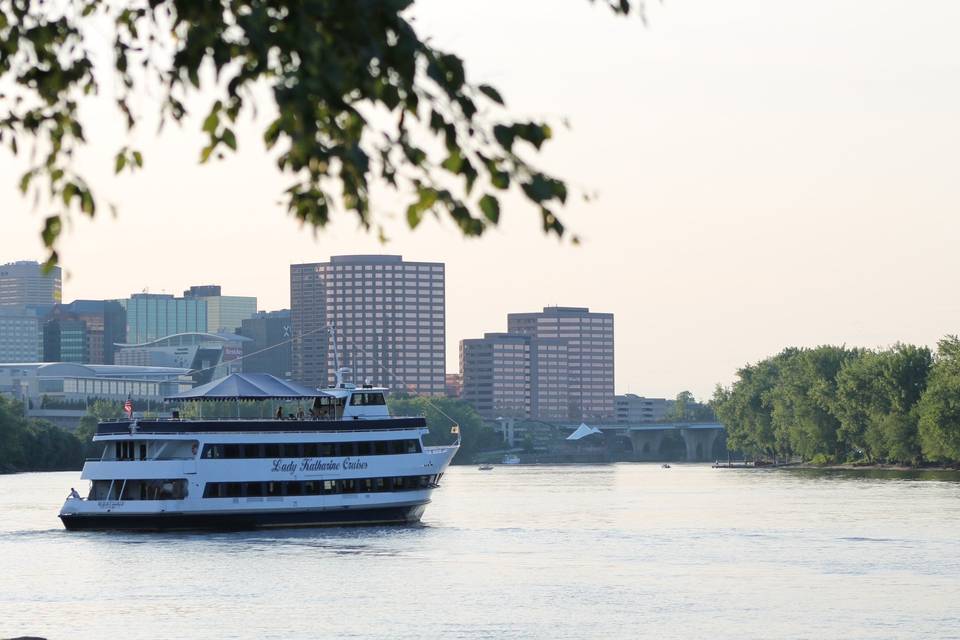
[165,373,322,402]
[566,422,603,441]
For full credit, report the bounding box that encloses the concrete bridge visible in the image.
[604,423,725,462]
[495,418,726,462]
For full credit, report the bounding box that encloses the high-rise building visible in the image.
[123,293,208,344]
[238,310,292,379]
[0,309,41,362]
[459,332,569,420]
[291,255,445,394]
[507,306,614,421]
[0,261,62,308]
[43,318,89,363]
[184,285,257,333]
[41,300,127,364]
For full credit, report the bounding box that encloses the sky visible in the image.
[2,0,960,400]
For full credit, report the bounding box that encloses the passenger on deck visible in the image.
[69,488,81,499]
[297,407,305,420]
[275,406,283,420]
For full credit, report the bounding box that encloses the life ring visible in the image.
[191,443,198,456]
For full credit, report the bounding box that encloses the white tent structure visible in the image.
[566,422,603,441]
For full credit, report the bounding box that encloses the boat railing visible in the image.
[84,456,195,462]
[98,416,425,423]
[94,426,428,437]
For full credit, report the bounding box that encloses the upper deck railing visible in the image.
[94,415,428,436]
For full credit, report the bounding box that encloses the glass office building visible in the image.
[123,294,208,345]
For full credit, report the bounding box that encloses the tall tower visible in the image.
[291,255,445,395]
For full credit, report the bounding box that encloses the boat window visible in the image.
[200,475,438,499]
[197,439,424,459]
[350,392,386,406]
[139,444,147,460]
[93,479,188,500]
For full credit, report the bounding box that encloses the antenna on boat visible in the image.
[327,325,352,388]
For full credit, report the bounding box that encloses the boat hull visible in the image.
[59,503,427,532]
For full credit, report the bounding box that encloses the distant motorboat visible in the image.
[661,464,671,469]
[478,465,494,471]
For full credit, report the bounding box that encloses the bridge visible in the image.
[493,418,726,462]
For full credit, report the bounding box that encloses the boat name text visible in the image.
[271,457,369,474]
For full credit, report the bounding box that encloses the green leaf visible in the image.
[132,151,143,168]
[80,190,95,216]
[478,84,504,106]
[115,152,126,174]
[41,216,62,247]
[222,129,237,151]
[479,194,500,224]
[202,111,219,134]
[441,150,463,173]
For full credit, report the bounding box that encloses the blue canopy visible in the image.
[165,373,322,402]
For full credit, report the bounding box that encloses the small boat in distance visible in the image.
[478,464,494,471]
[661,464,671,469]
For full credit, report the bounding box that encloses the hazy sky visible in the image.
[2,0,959,400]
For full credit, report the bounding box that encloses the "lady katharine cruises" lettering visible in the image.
[271,457,370,475]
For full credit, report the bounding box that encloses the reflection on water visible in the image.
[1,465,959,640]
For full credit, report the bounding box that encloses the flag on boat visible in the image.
[124,397,133,418]
[450,425,460,435]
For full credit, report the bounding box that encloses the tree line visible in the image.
[0,396,85,473]
[712,337,960,465]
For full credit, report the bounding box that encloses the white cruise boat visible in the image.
[59,372,459,531]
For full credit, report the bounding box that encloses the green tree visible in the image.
[834,344,931,463]
[712,350,797,460]
[0,0,640,266]
[769,346,858,462]
[918,336,960,462]
[76,399,124,458]
[0,395,84,472]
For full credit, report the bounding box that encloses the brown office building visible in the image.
[507,306,614,422]
[291,255,445,395]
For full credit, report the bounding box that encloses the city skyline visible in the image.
[3,0,960,400]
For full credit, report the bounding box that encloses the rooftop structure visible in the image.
[114,331,250,384]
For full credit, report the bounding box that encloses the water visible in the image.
[1,465,959,639]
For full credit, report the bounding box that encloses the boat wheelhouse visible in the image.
[59,373,459,531]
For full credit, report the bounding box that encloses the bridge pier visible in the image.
[680,428,719,462]
[627,430,666,461]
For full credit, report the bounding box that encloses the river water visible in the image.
[1,465,958,639]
